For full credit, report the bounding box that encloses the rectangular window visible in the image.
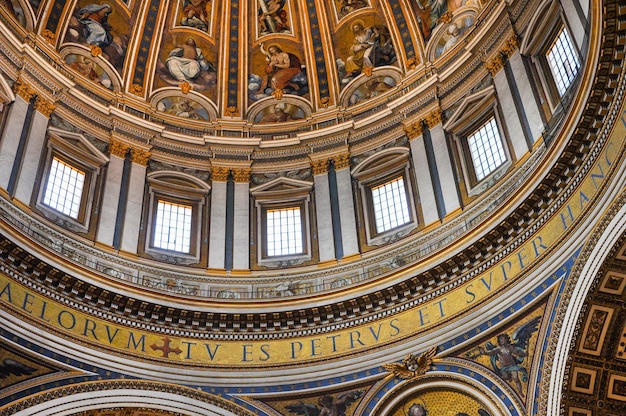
[42,157,85,219]
[547,28,580,97]
[467,117,507,181]
[266,207,303,256]
[153,200,192,253]
[371,177,411,233]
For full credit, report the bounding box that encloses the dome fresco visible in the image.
[8,0,481,126]
[2,0,626,416]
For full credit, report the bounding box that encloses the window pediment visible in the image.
[443,86,496,132]
[47,127,108,168]
[250,177,313,199]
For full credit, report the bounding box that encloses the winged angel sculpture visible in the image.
[383,346,437,379]
[286,390,364,416]
[470,316,540,396]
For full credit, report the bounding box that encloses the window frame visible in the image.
[36,129,107,233]
[444,87,513,197]
[250,177,313,267]
[459,114,509,186]
[262,201,307,258]
[352,148,419,246]
[151,198,194,254]
[520,3,582,116]
[143,172,209,264]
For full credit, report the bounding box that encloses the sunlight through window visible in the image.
[43,157,85,219]
[547,28,580,96]
[266,207,303,256]
[153,200,192,253]
[468,118,506,181]
[371,177,410,233]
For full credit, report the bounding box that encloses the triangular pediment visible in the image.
[47,127,108,166]
[443,86,496,131]
[250,176,313,197]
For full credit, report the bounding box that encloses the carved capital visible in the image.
[425,108,442,129]
[232,168,251,182]
[212,167,230,181]
[502,34,519,58]
[33,96,56,117]
[485,54,504,76]
[13,77,37,102]
[109,139,131,158]
[404,121,424,140]
[311,159,329,175]
[130,148,151,166]
[333,153,351,170]
[320,96,331,108]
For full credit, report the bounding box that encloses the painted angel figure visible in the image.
[181,0,211,31]
[414,0,448,39]
[477,316,540,395]
[258,0,289,34]
[286,390,364,416]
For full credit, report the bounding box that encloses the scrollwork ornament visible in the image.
[89,44,102,57]
[502,34,519,58]
[41,29,56,43]
[272,88,284,100]
[179,81,192,94]
[130,84,143,96]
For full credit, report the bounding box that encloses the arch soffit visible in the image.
[10,385,252,416]
[147,170,212,192]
